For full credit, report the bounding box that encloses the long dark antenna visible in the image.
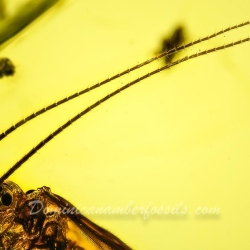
[0,37,249,184]
[0,21,248,141]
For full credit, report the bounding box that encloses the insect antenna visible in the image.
[0,35,249,184]
[0,20,248,141]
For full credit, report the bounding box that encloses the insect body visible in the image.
[0,180,132,249]
[0,58,15,78]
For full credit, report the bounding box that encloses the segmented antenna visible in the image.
[0,21,249,141]
[0,37,249,184]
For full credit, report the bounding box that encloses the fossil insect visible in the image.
[0,181,132,249]
[0,57,15,78]
[0,20,249,249]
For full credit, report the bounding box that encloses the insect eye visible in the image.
[1,192,12,206]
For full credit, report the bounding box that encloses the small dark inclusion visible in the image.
[158,26,185,64]
[0,58,15,78]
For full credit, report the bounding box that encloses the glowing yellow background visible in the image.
[0,0,250,249]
